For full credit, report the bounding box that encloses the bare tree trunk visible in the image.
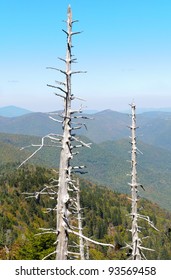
[127,103,158,260]
[56,5,73,260]
[129,103,141,260]
[19,5,116,260]
[76,178,85,260]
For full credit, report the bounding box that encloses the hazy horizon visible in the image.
[2,104,171,116]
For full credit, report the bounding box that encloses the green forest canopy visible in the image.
[0,164,171,260]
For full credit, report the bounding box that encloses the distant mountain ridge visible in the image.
[0,106,32,117]
[1,108,171,151]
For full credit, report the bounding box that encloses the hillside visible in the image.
[0,112,60,137]
[0,164,171,260]
[1,132,171,211]
[1,109,171,151]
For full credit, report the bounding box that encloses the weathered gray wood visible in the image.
[19,5,115,260]
[128,103,158,260]
[56,5,73,260]
[129,103,141,260]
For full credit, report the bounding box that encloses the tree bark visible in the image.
[56,5,73,260]
[130,103,141,260]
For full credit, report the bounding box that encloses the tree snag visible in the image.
[129,102,141,260]
[19,5,115,260]
[127,103,158,260]
[55,5,78,260]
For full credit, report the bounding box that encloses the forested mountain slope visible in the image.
[0,164,171,260]
[0,133,171,211]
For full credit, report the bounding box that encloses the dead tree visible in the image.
[52,5,117,259]
[128,102,141,260]
[19,5,115,260]
[127,103,158,260]
[47,5,115,260]
[48,5,84,260]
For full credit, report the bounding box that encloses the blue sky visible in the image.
[0,0,171,112]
